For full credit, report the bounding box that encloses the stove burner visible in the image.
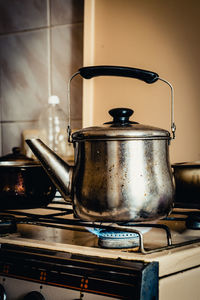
[98,229,139,249]
[186,212,200,230]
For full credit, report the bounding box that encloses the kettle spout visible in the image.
[26,139,73,200]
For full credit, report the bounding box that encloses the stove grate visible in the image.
[0,201,200,254]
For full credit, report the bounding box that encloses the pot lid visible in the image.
[72,108,170,141]
[172,161,200,168]
[0,147,40,166]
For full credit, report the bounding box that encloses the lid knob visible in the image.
[12,147,21,155]
[107,108,136,125]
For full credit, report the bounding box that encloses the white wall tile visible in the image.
[2,121,37,155]
[0,0,47,34]
[51,24,83,121]
[0,30,48,121]
[50,0,84,26]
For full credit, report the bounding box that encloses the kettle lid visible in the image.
[72,108,170,141]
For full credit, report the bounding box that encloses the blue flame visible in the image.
[86,227,103,237]
[86,226,150,238]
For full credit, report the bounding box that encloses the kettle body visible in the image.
[72,138,174,222]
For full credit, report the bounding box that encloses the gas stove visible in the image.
[0,196,200,300]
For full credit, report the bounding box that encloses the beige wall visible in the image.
[83,0,200,163]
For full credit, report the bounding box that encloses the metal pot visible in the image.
[0,147,56,209]
[172,161,200,208]
[26,65,176,222]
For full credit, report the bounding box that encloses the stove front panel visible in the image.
[0,244,158,300]
[0,276,112,300]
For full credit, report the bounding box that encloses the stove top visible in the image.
[0,197,200,255]
[1,197,200,299]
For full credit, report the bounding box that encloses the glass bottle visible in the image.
[38,95,74,162]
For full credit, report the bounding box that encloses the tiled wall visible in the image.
[0,0,83,156]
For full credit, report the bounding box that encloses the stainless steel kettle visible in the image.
[26,66,176,222]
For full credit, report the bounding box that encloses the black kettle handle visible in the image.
[67,66,176,141]
[78,65,159,84]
